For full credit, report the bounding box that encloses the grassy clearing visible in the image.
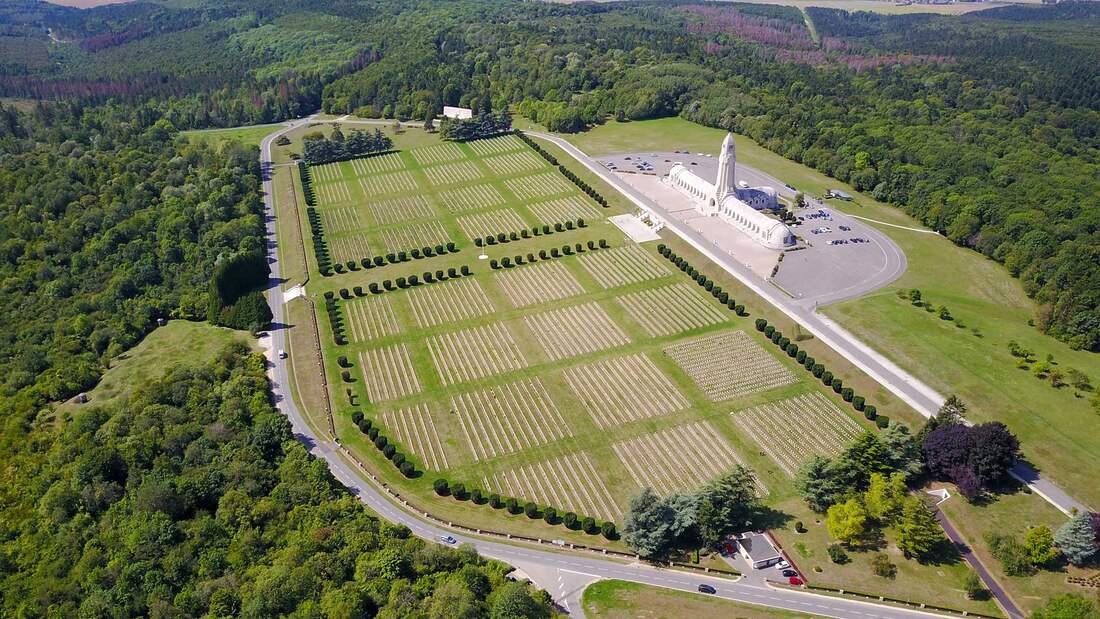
[549,116,1100,509]
[182,122,285,148]
[61,321,251,412]
[582,579,813,619]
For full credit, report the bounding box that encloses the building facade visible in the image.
[665,133,795,250]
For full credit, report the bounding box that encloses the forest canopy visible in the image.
[0,342,555,618]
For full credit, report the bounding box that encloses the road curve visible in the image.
[256,119,965,619]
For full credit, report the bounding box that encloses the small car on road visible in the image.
[697,584,717,594]
[439,535,458,545]
[278,350,288,359]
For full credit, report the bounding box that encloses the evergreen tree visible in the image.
[1055,513,1098,566]
[895,497,944,560]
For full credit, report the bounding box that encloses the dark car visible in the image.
[697,584,716,594]
[782,569,798,578]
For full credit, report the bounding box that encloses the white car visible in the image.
[775,560,791,570]
[278,350,288,359]
[440,535,458,545]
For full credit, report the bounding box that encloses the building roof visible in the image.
[442,106,473,119]
[740,532,781,563]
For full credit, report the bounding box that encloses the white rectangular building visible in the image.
[442,106,473,120]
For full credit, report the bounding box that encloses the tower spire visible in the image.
[714,132,737,202]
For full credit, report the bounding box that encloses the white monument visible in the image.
[666,133,795,249]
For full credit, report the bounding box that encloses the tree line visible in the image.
[302,125,394,165]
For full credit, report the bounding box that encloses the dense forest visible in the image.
[0,342,555,617]
[0,101,269,428]
[10,0,1081,347]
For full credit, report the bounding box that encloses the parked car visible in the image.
[782,569,799,578]
[788,576,804,586]
[697,584,717,594]
[723,542,736,555]
[775,560,791,570]
[839,225,851,231]
[439,535,458,545]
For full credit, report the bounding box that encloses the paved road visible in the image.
[527,131,1089,520]
[935,509,1023,619]
[256,119,965,619]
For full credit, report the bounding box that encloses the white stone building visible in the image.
[665,133,795,249]
[442,106,473,120]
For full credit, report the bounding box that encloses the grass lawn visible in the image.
[268,124,998,605]
[937,480,1096,615]
[60,320,252,412]
[182,122,285,148]
[770,496,1001,616]
[546,116,1100,510]
[582,579,813,619]
[273,163,309,286]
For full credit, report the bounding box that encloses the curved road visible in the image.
[256,119,968,619]
[527,130,1087,521]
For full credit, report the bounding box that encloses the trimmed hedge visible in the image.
[656,242,888,432]
[516,131,609,208]
[488,239,612,270]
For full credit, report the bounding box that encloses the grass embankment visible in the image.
[60,320,252,412]
[582,580,813,619]
[555,117,1100,510]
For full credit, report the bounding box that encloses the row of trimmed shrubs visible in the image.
[323,295,348,345]
[473,219,586,247]
[655,243,886,428]
[352,411,417,478]
[516,131,609,208]
[432,478,617,539]
[299,161,316,206]
[332,241,460,277]
[657,244,746,316]
[330,264,474,306]
[755,317,886,428]
[490,239,609,269]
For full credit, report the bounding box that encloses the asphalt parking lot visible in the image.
[599,151,899,307]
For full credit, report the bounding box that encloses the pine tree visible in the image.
[1054,512,1097,566]
[895,497,944,560]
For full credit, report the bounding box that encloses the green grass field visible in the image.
[182,122,286,148]
[546,117,1100,511]
[582,580,813,619]
[271,124,1001,612]
[60,320,252,412]
[937,479,1092,614]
